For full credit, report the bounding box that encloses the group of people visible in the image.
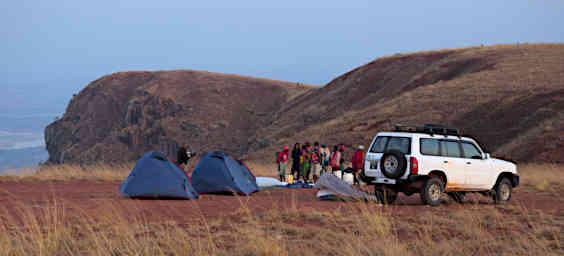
[276,142,366,184]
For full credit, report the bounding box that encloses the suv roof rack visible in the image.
[394,124,461,137]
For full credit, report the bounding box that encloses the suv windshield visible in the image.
[370,136,411,154]
[461,141,482,158]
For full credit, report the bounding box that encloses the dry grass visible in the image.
[2,162,562,192]
[0,161,279,183]
[244,162,278,178]
[518,164,564,194]
[0,194,561,256]
[0,163,562,255]
[0,163,132,182]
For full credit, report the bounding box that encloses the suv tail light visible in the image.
[410,157,419,174]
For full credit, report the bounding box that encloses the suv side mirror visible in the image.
[484,153,490,159]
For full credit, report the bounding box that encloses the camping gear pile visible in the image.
[314,173,379,202]
[120,151,258,199]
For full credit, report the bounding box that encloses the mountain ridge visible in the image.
[46,43,564,164]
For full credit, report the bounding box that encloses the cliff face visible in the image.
[45,70,312,164]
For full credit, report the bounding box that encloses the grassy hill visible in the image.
[251,43,564,163]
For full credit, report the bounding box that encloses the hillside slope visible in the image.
[252,43,564,162]
[45,71,313,163]
[46,43,564,164]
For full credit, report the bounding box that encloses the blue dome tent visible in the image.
[120,151,198,199]
[191,151,259,195]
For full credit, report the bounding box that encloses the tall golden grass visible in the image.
[0,163,562,255]
[0,163,133,182]
[0,161,279,182]
[0,195,561,255]
[518,163,564,193]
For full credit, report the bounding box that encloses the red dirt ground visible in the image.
[0,181,562,225]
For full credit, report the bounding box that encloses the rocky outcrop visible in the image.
[45,70,311,164]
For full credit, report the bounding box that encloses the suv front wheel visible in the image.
[420,177,443,206]
[493,178,512,204]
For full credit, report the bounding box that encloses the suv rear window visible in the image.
[420,138,440,156]
[370,137,388,153]
[370,136,411,154]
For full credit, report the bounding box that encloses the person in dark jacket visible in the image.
[177,143,190,166]
[291,143,301,181]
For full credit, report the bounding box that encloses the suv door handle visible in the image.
[443,161,448,163]
[466,162,471,165]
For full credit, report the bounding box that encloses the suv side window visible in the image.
[370,137,388,153]
[440,140,461,158]
[461,142,482,159]
[387,137,411,154]
[420,138,440,156]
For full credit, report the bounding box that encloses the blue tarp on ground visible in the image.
[286,181,313,189]
[119,151,198,199]
[191,151,259,195]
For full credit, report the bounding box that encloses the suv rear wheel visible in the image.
[493,178,512,204]
[420,177,443,206]
[380,150,407,179]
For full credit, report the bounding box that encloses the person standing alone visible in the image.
[177,143,191,171]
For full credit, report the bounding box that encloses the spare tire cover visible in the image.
[380,150,407,179]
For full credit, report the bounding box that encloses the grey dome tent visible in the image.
[191,151,259,195]
[120,151,198,199]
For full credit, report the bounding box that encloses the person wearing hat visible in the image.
[351,145,366,185]
[277,145,290,182]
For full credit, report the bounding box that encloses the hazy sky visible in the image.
[2,0,563,115]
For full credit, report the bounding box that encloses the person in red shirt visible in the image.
[277,145,290,182]
[351,145,366,185]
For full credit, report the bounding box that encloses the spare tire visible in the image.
[380,150,407,179]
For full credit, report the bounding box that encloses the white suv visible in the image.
[360,124,519,206]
